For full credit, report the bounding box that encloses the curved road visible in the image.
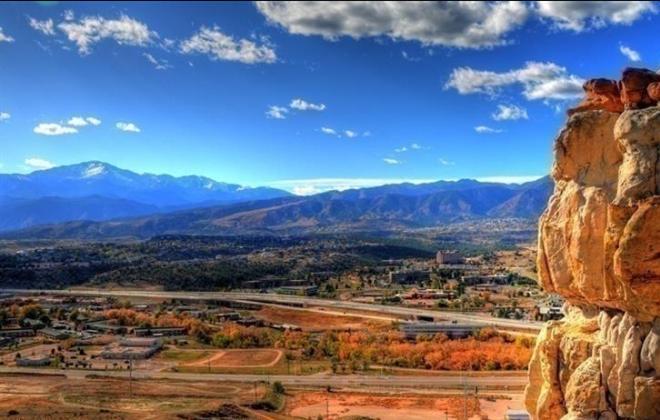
[1,288,543,332]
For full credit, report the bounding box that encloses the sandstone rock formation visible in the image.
[525,68,659,419]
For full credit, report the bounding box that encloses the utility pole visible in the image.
[462,373,467,420]
[253,381,258,405]
[128,358,133,398]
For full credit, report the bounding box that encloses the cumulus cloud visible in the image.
[116,122,140,132]
[0,112,10,121]
[438,158,455,166]
[446,61,584,101]
[383,158,401,165]
[410,143,422,150]
[290,98,326,111]
[492,104,528,120]
[33,123,78,136]
[0,27,14,43]
[25,157,55,170]
[535,1,657,32]
[394,146,408,153]
[143,52,172,70]
[58,14,155,54]
[475,125,503,134]
[255,1,529,49]
[619,44,641,62]
[344,130,358,138]
[28,17,56,36]
[180,26,276,64]
[266,105,288,119]
[86,117,101,126]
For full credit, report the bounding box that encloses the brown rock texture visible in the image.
[526,69,659,419]
[568,79,623,116]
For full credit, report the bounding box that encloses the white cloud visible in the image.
[256,1,529,49]
[321,127,339,136]
[63,10,75,21]
[58,14,155,54]
[67,116,89,127]
[475,125,503,134]
[116,122,140,133]
[535,1,657,32]
[619,44,641,62]
[33,123,78,136]
[476,175,543,184]
[344,130,358,138]
[0,27,14,43]
[25,157,55,170]
[65,116,102,127]
[383,158,401,165]
[0,112,10,121]
[362,131,372,137]
[492,104,529,120]
[396,143,423,153]
[266,105,288,119]
[269,177,437,195]
[28,17,56,36]
[290,98,326,111]
[438,158,455,166]
[446,61,584,101]
[143,52,172,70]
[180,26,276,64]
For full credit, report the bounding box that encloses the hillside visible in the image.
[5,176,552,239]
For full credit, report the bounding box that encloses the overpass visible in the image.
[1,288,543,333]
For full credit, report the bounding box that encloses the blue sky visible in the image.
[0,1,657,194]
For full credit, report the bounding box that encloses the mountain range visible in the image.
[0,161,290,231]
[0,162,552,238]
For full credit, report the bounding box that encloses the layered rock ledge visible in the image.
[525,68,659,419]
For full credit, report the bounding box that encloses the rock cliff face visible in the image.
[525,68,659,419]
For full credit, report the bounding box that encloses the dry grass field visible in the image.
[0,373,264,419]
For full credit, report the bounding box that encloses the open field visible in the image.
[183,349,283,368]
[255,306,385,331]
[172,349,330,375]
[285,390,525,420]
[0,373,265,419]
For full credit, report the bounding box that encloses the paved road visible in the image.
[0,367,527,390]
[1,288,543,332]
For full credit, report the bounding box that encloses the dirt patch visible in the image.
[287,391,484,420]
[255,307,382,331]
[183,349,282,368]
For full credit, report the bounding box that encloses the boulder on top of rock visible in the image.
[620,68,660,109]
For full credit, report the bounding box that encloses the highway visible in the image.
[0,367,527,391]
[1,288,543,332]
